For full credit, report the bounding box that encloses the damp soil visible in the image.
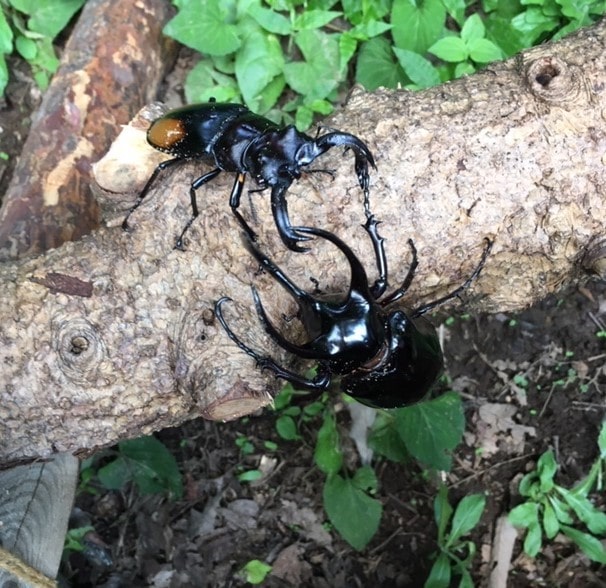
[1,50,605,588]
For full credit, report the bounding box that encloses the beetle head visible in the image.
[244,126,315,188]
[341,311,444,409]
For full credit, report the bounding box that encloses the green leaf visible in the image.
[442,0,466,26]
[542,500,560,539]
[434,484,453,543]
[295,104,313,130]
[183,59,239,103]
[352,465,378,493]
[391,0,446,53]
[509,502,539,528]
[248,4,291,35]
[393,47,441,88]
[283,29,341,100]
[0,8,13,54]
[548,495,574,524]
[15,0,85,39]
[238,469,263,482]
[461,14,485,42]
[454,61,475,78]
[557,486,606,535]
[323,474,382,550]
[242,559,272,584]
[428,37,468,63]
[447,494,486,546]
[424,552,451,588]
[339,31,358,73]
[467,38,503,63]
[560,525,606,564]
[293,9,341,30]
[537,450,557,493]
[511,8,560,45]
[355,37,406,91]
[598,420,606,458]
[235,29,284,110]
[395,392,465,471]
[314,411,343,475]
[164,0,241,56]
[276,414,301,441]
[524,521,543,557]
[15,34,36,59]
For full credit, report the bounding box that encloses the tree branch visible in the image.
[1,21,605,464]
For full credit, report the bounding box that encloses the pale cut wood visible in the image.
[0,21,605,464]
[0,454,78,586]
[0,0,176,261]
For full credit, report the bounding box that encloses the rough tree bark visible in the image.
[1,21,605,465]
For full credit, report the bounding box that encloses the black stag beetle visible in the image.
[215,218,492,409]
[122,100,376,251]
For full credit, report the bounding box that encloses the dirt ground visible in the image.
[1,50,605,588]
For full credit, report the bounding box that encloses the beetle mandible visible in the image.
[215,218,492,409]
[122,100,376,251]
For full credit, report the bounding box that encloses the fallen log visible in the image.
[0,0,177,261]
[1,20,605,464]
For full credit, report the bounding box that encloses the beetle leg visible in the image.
[214,297,331,391]
[379,239,418,307]
[412,238,493,318]
[228,172,259,242]
[362,215,388,299]
[175,167,222,250]
[122,157,183,231]
[270,183,312,252]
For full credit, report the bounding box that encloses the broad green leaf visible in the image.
[314,411,343,475]
[395,392,465,471]
[248,5,291,34]
[468,38,503,63]
[0,9,13,54]
[184,59,239,103]
[454,61,475,78]
[393,47,441,88]
[15,35,36,60]
[117,436,182,498]
[355,37,406,91]
[238,469,263,482]
[424,552,451,588]
[509,502,539,528]
[339,31,358,74]
[461,14,485,42]
[561,525,606,564]
[164,0,241,56]
[276,414,301,441]
[294,9,341,30]
[323,474,382,550]
[295,104,313,130]
[447,494,486,545]
[283,29,340,100]
[511,8,559,45]
[391,0,446,53]
[368,413,409,462]
[428,37,468,63]
[442,0,466,26]
[14,0,85,39]
[235,30,284,109]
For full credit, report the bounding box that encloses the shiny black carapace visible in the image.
[215,218,492,409]
[122,101,376,251]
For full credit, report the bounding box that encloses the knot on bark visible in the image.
[52,316,108,385]
[525,56,585,106]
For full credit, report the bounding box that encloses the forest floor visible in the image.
[1,50,605,588]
